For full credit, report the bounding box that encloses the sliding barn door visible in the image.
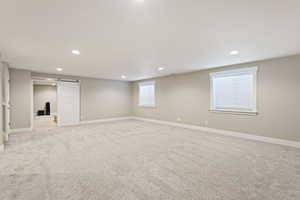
[57,81,80,126]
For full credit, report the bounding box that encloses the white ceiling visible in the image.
[1,0,300,81]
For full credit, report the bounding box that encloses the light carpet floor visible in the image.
[1,120,300,200]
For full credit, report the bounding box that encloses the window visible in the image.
[139,81,155,107]
[210,67,257,113]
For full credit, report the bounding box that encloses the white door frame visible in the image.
[30,79,34,130]
[31,77,80,129]
[1,62,11,141]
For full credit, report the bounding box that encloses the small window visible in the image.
[139,81,155,107]
[210,67,258,113]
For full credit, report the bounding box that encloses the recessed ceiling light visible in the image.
[158,67,164,71]
[121,75,127,79]
[72,49,80,55]
[56,67,63,72]
[230,50,239,55]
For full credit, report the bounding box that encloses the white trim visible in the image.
[0,144,4,152]
[5,117,300,148]
[210,66,258,113]
[80,117,134,125]
[131,117,300,148]
[138,80,155,86]
[139,104,156,108]
[11,117,132,130]
[210,67,258,77]
[34,115,55,119]
[209,110,258,116]
[30,80,34,130]
[9,128,33,134]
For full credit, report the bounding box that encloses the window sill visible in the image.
[139,105,156,108]
[209,109,258,116]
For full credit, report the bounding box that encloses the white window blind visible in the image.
[210,67,257,113]
[139,81,155,107]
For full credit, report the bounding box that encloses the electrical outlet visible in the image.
[177,117,182,122]
[204,120,208,126]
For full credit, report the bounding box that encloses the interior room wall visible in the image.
[9,54,300,142]
[32,72,132,122]
[9,69,32,129]
[79,77,132,121]
[0,63,4,148]
[132,55,300,142]
[33,85,57,115]
[10,70,132,129]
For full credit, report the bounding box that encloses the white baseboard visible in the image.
[0,144,4,152]
[34,115,54,119]
[80,117,134,125]
[9,128,33,134]
[132,117,300,149]
[7,117,300,148]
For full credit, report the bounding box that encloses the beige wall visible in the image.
[132,55,300,141]
[33,85,57,114]
[79,77,132,120]
[9,69,32,129]
[9,54,300,141]
[32,72,132,121]
[0,63,4,147]
[10,71,132,129]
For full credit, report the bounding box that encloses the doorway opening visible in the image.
[31,77,80,130]
[33,78,57,130]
